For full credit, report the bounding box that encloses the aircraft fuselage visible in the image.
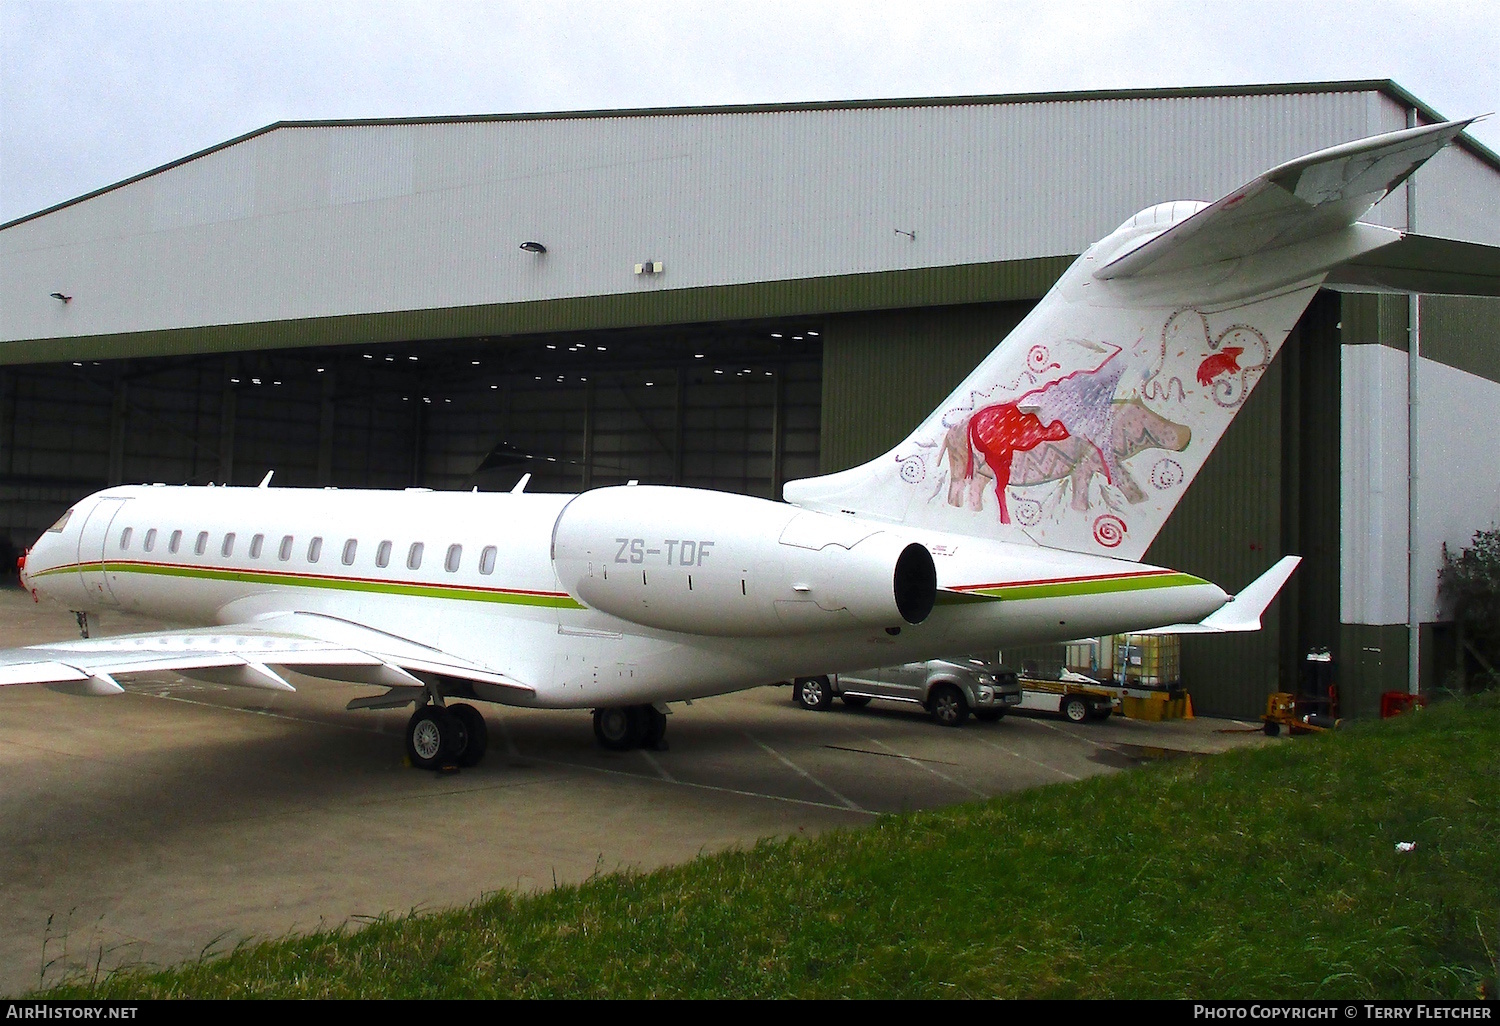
[20,483,1226,707]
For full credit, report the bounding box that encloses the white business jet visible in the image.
[4,120,1474,769]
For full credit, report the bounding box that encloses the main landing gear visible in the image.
[592,705,668,751]
[405,702,490,772]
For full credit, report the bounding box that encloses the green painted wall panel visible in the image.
[1420,295,1500,386]
[819,302,1034,473]
[1341,292,1500,386]
[1340,293,1409,349]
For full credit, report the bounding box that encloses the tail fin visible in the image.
[785,119,1473,562]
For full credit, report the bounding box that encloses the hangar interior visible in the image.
[4,81,1500,720]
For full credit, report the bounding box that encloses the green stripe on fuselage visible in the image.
[943,571,1208,603]
[36,561,587,609]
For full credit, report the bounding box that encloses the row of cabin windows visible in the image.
[117,527,498,575]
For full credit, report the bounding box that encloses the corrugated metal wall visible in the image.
[12,86,1461,360]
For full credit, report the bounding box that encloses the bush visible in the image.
[1440,528,1500,690]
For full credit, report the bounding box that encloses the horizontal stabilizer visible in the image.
[1096,119,1475,280]
[1141,556,1301,634]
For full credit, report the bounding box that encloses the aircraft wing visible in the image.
[0,610,534,699]
[1095,119,1477,280]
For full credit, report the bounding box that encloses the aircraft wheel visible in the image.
[407,706,463,771]
[794,676,833,710]
[974,708,1004,723]
[641,705,668,749]
[929,684,970,727]
[840,694,871,709]
[1062,695,1090,723]
[593,706,646,750]
[449,704,489,767]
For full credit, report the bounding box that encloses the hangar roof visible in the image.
[4,80,1500,365]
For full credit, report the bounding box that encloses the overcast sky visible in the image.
[2,0,1497,224]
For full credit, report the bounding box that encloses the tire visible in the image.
[928,683,970,727]
[1062,695,1090,724]
[794,676,833,711]
[593,706,646,750]
[641,705,668,749]
[449,703,489,767]
[840,695,872,709]
[406,706,463,771]
[974,708,1004,722]
[1263,720,1281,737]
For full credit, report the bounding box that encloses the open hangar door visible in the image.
[0,320,823,568]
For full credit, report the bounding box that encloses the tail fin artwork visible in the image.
[784,119,1475,562]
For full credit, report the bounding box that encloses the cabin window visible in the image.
[407,542,424,570]
[249,534,265,558]
[307,537,322,563]
[143,529,157,552]
[479,545,497,575]
[119,527,132,550]
[376,540,392,568]
[169,530,182,554]
[342,539,357,565]
[221,533,235,557]
[445,544,462,573]
[279,535,294,561]
[196,531,209,556]
[46,510,72,534]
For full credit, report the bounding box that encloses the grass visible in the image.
[40,693,1500,998]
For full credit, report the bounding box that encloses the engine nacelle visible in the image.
[551,485,936,636]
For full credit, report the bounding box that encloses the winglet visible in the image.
[1141,556,1301,634]
[259,470,275,488]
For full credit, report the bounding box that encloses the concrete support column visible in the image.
[1406,106,1421,697]
[217,361,236,485]
[107,377,129,486]
[582,379,595,489]
[672,368,685,486]
[771,367,784,501]
[410,404,425,487]
[1,370,15,477]
[317,368,337,486]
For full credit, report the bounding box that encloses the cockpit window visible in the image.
[45,510,73,534]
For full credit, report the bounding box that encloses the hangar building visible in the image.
[4,80,1500,719]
